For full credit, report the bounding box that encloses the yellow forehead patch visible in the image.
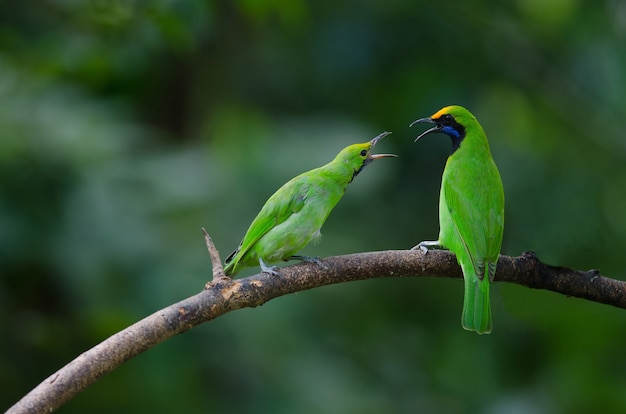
[431,105,454,119]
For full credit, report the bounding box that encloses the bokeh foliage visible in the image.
[2,1,626,412]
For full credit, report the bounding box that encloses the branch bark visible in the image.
[6,245,626,414]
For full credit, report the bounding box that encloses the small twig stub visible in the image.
[201,228,228,283]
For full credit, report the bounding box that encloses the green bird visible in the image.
[224,132,396,277]
[412,105,504,334]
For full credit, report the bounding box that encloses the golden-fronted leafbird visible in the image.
[412,105,504,334]
[224,132,396,276]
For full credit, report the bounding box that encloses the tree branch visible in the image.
[6,243,626,414]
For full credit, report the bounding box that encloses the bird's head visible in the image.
[410,105,476,152]
[337,131,396,181]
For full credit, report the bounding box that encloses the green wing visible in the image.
[443,161,504,280]
[225,177,309,271]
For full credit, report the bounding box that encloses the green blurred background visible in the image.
[2,1,626,413]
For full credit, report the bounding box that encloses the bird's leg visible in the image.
[289,255,328,270]
[259,257,280,277]
[411,240,443,255]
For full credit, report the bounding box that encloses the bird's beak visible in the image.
[368,131,397,160]
[410,117,441,142]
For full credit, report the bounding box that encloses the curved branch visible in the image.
[6,247,626,414]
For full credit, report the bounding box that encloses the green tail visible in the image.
[223,248,239,276]
[461,275,492,334]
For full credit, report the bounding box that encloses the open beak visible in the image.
[368,131,397,160]
[410,117,441,142]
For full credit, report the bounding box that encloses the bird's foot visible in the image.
[290,255,328,270]
[259,258,281,277]
[411,240,441,255]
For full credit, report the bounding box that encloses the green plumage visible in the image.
[224,132,395,276]
[413,105,504,334]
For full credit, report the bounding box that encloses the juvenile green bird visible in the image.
[412,105,504,334]
[224,132,396,277]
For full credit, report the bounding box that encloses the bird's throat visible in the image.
[450,135,463,154]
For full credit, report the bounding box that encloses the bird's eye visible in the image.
[442,114,453,123]
[360,150,367,157]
